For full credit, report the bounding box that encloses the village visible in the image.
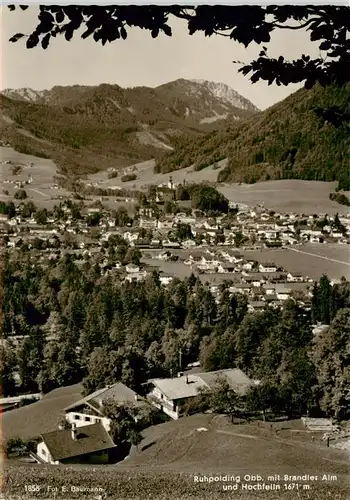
[1,176,349,302]
[2,174,350,467]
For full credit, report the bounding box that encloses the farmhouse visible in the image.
[35,422,116,465]
[258,263,277,273]
[275,284,292,301]
[146,368,254,420]
[63,382,143,432]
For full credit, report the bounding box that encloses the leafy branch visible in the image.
[7,5,350,88]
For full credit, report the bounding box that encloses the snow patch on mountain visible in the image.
[191,79,258,112]
[200,113,228,124]
[3,88,45,102]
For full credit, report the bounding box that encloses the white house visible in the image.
[157,220,174,230]
[146,369,254,420]
[125,263,140,273]
[275,284,292,301]
[35,423,116,465]
[159,273,174,286]
[63,383,144,432]
[258,263,277,273]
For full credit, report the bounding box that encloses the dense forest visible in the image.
[1,250,349,420]
[155,84,350,190]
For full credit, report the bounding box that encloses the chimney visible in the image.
[186,375,189,384]
[134,394,139,401]
[71,423,77,440]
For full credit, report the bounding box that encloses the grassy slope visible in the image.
[2,384,83,440]
[3,415,349,499]
[155,84,350,187]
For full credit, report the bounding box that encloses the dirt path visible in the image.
[27,188,51,199]
[288,247,350,266]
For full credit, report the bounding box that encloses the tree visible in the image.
[191,186,229,215]
[234,231,248,248]
[86,211,101,227]
[101,399,157,452]
[115,207,132,227]
[101,400,142,450]
[125,247,141,266]
[14,189,27,200]
[0,346,17,397]
[17,326,45,392]
[175,223,193,241]
[21,201,36,218]
[197,375,243,422]
[312,308,350,419]
[82,347,123,394]
[34,208,48,225]
[9,6,350,89]
[246,383,278,421]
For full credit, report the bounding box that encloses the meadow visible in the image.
[88,159,350,215]
[2,384,83,441]
[3,413,349,499]
[243,244,350,281]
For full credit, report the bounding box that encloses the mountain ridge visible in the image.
[155,83,350,190]
[0,79,258,176]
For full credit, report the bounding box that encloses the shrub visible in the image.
[121,173,137,182]
[6,437,27,457]
[14,189,27,200]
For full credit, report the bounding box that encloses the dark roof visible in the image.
[41,423,116,461]
[64,382,142,413]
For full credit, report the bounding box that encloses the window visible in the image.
[84,416,91,422]
[74,414,81,420]
[41,448,46,455]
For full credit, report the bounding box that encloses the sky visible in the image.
[1,5,322,110]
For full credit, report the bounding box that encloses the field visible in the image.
[243,244,350,281]
[2,147,348,215]
[2,384,83,441]
[3,414,349,499]
[87,159,350,215]
[0,147,138,211]
[84,158,227,190]
[0,146,71,208]
[219,180,350,215]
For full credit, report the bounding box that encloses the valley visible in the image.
[1,78,349,500]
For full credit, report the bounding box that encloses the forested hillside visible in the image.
[2,249,349,420]
[0,80,257,177]
[155,84,350,190]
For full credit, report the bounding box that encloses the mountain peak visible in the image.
[189,79,259,112]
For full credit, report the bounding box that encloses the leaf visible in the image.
[20,5,28,10]
[162,24,172,36]
[120,27,127,40]
[64,24,75,41]
[9,33,25,43]
[151,29,159,39]
[55,11,65,24]
[81,28,94,40]
[8,5,16,12]
[26,33,39,49]
[37,22,54,34]
[319,41,331,51]
[93,30,102,42]
[41,33,50,50]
